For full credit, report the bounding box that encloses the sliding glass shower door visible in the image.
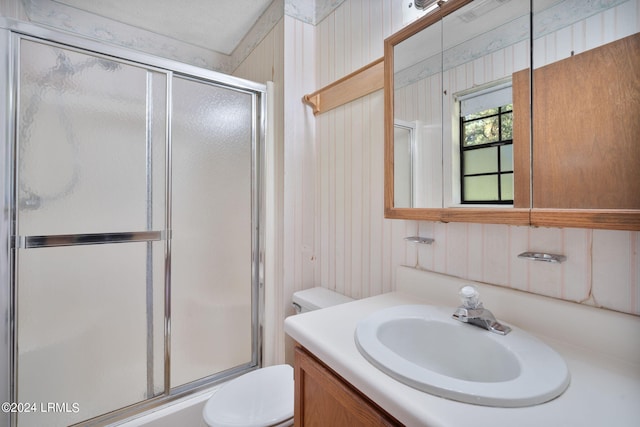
[10,32,262,427]
[171,76,256,389]
[16,38,167,427]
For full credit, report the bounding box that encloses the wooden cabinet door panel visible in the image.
[532,33,640,209]
[294,346,401,427]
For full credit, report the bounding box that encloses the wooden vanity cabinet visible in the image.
[294,346,402,427]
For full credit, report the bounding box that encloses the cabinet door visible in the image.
[294,347,401,427]
[532,33,640,210]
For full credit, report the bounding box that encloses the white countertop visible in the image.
[284,268,640,427]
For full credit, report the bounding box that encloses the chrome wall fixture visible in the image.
[404,236,435,244]
[517,252,567,263]
[412,0,440,11]
[410,0,449,13]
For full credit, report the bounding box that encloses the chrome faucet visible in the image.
[452,286,511,335]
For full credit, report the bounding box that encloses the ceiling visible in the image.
[51,0,275,55]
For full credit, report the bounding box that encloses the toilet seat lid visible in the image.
[203,364,294,427]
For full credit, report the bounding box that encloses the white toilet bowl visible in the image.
[202,287,354,427]
[202,365,294,427]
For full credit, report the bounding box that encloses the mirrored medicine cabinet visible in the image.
[384,0,640,230]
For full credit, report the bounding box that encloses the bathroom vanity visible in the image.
[294,345,399,426]
[284,267,640,427]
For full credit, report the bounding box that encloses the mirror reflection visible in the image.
[387,0,639,229]
[393,122,413,208]
[391,0,530,208]
[393,20,442,209]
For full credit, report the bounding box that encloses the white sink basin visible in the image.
[355,305,570,407]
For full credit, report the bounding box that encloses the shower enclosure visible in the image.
[0,20,265,427]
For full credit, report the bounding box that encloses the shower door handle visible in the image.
[14,230,168,249]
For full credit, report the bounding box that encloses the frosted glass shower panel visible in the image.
[17,242,165,427]
[171,76,255,387]
[18,39,167,236]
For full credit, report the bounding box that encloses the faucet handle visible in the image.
[458,285,481,309]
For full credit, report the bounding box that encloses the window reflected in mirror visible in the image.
[389,0,530,210]
[458,81,514,204]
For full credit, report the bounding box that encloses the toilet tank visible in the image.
[292,287,354,313]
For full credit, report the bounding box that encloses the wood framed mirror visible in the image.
[384,0,640,230]
[384,0,531,225]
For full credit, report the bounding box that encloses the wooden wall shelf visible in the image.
[303,57,384,115]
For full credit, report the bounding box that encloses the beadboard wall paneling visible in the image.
[282,15,318,308]
[313,0,405,300]
[592,230,640,317]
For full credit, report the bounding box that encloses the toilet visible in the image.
[202,287,354,427]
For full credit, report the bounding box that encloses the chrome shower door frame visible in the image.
[0,18,266,427]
